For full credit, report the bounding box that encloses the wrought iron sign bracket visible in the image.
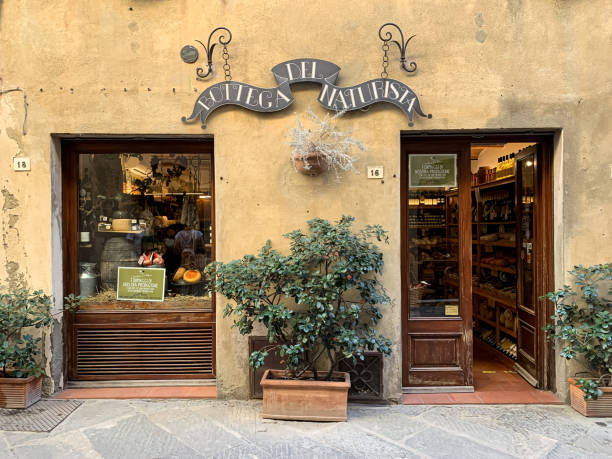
[378,22,417,74]
[181,26,233,80]
[180,23,431,129]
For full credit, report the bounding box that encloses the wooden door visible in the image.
[514,146,539,386]
[401,139,473,389]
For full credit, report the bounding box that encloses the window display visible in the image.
[77,153,213,310]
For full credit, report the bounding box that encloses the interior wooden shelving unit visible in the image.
[446,175,519,360]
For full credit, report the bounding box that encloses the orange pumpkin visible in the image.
[183,270,202,284]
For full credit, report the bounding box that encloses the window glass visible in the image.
[407,153,460,318]
[77,153,213,310]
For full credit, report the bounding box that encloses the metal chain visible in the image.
[381,41,390,78]
[222,45,232,81]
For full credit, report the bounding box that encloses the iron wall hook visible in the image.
[181,27,233,80]
[378,23,417,73]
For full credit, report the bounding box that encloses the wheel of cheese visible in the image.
[173,267,186,282]
[183,270,202,284]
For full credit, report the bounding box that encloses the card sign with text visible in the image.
[409,154,457,188]
[117,267,166,302]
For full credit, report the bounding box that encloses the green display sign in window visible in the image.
[409,154,457,188]
[117,267,166,302]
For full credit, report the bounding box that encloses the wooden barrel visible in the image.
[99,237,139,291]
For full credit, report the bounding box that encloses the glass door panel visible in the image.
[407,153,460,318]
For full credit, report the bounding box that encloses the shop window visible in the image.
[77,152,213,310]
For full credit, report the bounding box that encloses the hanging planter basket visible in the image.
[288,110,364,180]
[293,151,329,176]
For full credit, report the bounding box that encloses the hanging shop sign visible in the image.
[117,267,166,302]
[181,24,431,129]
[409,154,457,188]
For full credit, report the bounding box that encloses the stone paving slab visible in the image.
[0,400,610,458]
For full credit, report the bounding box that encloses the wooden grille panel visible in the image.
[76,327,214,376]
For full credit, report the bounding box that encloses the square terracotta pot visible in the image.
[0,375,42,408]
[261,369,350,421]
[568,378,612,417]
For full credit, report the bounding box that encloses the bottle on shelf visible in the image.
[494,157,502,181]
[499,155,509,179]
[507,153,516,177]
[79,213,90,244]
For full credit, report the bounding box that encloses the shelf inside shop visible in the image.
[418,259,457,264]
[474,287,516,308]
[473,176,515,191]
[448,238,516,247]
[479,316,496,328]
[477,239,516,248]
[97,229,144,234]
[447,277,516,308]
[446,238,478,245]
[477,262,516,274]
[473,329,517,361]
[479,220,516,225]
[499,324,517,338]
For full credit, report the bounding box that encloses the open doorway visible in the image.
[470,142,545,394]
[401,133,556,401]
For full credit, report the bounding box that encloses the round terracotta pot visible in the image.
[293,152,328,176]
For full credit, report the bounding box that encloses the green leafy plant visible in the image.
[0,289,81,378]
[542,264,612,400]
[206,216,392,380]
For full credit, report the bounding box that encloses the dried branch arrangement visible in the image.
[288,110,365,179]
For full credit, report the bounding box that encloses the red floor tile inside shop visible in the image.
[403,346,562,405]
[55,385,217,400]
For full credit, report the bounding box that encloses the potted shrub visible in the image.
[288,110,365,178]
[206,216,392,421]
[542,264,612,417]
[0,289,80,408]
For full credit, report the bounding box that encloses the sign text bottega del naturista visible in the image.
[182,58,430,128]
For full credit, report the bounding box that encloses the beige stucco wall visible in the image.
[1,0,611,400]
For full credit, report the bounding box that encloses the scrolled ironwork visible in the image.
[378,22,417,74]
[183,26,233,80]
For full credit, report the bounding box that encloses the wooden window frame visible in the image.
[60,138,217,381]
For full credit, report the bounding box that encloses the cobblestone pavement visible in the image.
[0,400,610,458]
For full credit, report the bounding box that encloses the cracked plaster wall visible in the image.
[0,0,611,400]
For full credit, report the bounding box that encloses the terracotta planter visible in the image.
[568,378,612,417]
[261,369,350,421]
[0,375,42,408]
[293,152,328,176]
